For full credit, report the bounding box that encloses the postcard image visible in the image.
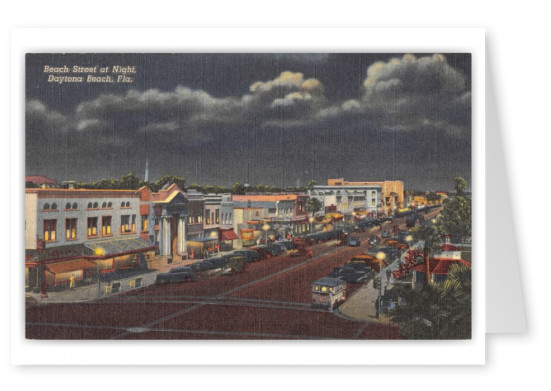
[24,52,473,341]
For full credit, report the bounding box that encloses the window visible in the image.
[268,208,276,214]
[102,216,112,236]
[121,202,125,208]
[88,202,93,209]
[43,203,50,210]
[313,284,320,292]
[51,203,58,210]
[107,202,112,208]
[43,219,56,241]
[215,210,219,224]
[321,285,328,293]
[65,218,77,239]
[205,209,211,225]
[121,215,131,233]
[131,215,136,233]
[126,201,130,207]
[141,215,148,232]
[87,217,98,237]
[371,198,376,207]
[188,216,192,224]
[65,202,71,209]
[72,202,78,209]
[372,191,376,197]
[197,215,202,223]
[102,202,107,208]
[93,202,98,208]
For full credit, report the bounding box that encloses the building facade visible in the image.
[25,188,156,291]
[326,178,404,216]
[309,184,382,219]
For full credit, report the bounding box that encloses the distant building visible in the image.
[326,178,404,216]
[25,175,59,188]
[309,184,382,219]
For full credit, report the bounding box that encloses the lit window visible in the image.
[329,287,335,293]
[141,215,148,232]
[87,217,98,237]
[372,199,376,207]
[131,215,136,233]
[197,215,203,223]
[43,219,56,241]
[215,210,219,224]
[102,216,112,235]
[321,286,328,293]
[121,215,131,233]
[66,218,77,239]
[205,209,211,225]
[313,284,319,292]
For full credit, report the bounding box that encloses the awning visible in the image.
[84,237,156,257]
[221,230,239,241]
[45,259,97,274]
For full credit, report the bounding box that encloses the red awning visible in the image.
[221,230,239,240]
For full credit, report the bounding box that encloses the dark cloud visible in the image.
[25,53,471,190]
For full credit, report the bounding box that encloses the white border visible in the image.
[11,28,485,365]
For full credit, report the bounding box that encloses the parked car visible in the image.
[233,249,261,262]
[348,236,361,247]
[189,260,216,272]
[156,267,197,284]
[279,240,295,250]
[269,243,287,255]
[368,235,381,246]
[251,245,278,259]
[330,265,369,283]
[381,230,391,239]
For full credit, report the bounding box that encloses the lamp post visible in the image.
[376,251,386,319]
[309,217,315,233]
[405,234,413,250]
[94,247,105,298]
[262,223,270,244]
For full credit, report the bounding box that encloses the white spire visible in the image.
[145,158,149,182]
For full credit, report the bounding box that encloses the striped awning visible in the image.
[84,237,156,257]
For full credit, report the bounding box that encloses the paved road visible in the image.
[26,209,442,340]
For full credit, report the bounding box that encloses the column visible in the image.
[177,214,187,255]
[161,216,171,256]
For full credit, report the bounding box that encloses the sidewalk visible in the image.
[337,241,419,321]
[26,250,234,305]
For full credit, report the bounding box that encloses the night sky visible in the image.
[25,53,471,191]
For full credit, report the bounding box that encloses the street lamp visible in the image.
[405,234,413,249]
[376,251,386,319]
[309,217,315,233]
[262,223,270,244]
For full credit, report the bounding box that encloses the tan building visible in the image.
[327,178,404,216]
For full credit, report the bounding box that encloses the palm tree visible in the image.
[411,225,441,285]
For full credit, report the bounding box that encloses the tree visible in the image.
[454,176,467,196]
[119,172,141,190]
[389,263,471,339]
[154,174,186,192]
[305,197,322,216]
[231,182,246,195]
[307,180,317,191]
[411,225,441,285]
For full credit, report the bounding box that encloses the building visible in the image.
[231,194,310,244]
[25,175,59,188]
[411,257,472,289]
[219,194,238,251]
[25,188,156,292]
[309,184,381,220]
[326,178,404,216]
